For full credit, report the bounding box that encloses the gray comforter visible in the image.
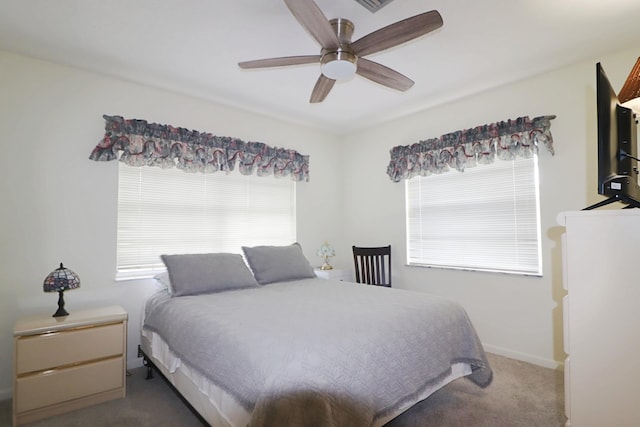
[143,278,492,426]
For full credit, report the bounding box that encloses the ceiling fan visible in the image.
[238,0,443,103]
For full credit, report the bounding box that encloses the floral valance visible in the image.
[89,115,310,182]
[387,115,555,183]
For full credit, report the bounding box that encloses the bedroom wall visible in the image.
[336,47,640,368]
[0,50,343,400]
[1,45,638,400]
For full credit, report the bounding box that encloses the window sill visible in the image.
[115,268,165,282]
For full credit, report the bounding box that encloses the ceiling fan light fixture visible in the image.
[239,1,443,102]
[321,51,357,81]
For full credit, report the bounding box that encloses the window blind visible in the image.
[405,155,541,276]
[117,164,296,278]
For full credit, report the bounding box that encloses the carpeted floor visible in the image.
[0,353,565,427]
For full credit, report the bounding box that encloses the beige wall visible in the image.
[337,47,640,368]
[1,45,639,399]
[0,50,342,399]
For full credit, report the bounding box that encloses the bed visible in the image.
[139,244,492,427]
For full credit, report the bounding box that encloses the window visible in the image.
[116,164,296,279]
[405,155,541,276]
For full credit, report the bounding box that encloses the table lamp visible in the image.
[43,262,80,317]
[317,241,336,270]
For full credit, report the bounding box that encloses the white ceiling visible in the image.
[1,0,639,135]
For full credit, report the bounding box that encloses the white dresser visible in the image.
[558,210,640,427]
[13,305,127,425]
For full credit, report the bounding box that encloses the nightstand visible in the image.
[314,267,353,282]
[13,305,128,426]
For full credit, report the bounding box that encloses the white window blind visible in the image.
[117,164,296,278]
[405,155,541,276]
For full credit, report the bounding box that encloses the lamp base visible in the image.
[320,263,333,270]
[53,290,69,317]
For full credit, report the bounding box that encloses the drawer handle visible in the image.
[19,321,123,339]
[17,354,123,378]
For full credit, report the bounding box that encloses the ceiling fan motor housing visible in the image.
[321,18,357,81]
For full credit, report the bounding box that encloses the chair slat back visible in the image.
[352,245,391,287]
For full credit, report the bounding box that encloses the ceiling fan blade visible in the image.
[356,58,414,91]
[310,74,336,103]
[284,0,340,50]
[352,10,443,57]
[238,55,321,69]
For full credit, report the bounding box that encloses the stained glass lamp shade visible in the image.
[316,241,336,270]
[43,263,80,317]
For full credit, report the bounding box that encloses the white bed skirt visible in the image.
[140,328,472,427]
[141,328,251,427]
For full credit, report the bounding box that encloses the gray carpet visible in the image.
[0,353,564,427]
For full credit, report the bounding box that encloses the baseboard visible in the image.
[483,343,563,370]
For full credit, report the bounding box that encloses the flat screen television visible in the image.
[585,63,640,209]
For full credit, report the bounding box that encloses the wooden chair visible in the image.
[352,245,391,287]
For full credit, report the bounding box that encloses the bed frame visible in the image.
[137,345,209,426]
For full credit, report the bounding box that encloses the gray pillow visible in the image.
[160,253,259,297]
[242,242,316,285]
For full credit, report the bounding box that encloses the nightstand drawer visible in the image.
[15,356,124,413]
[16,322,124,375]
